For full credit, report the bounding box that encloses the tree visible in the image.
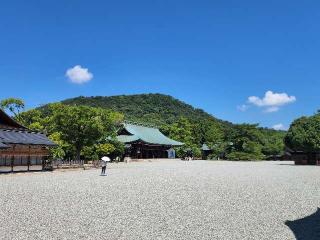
[18,109,48,131]
[82,140,125,161]
[50,104,123,160]
[162,117,194,144]
[96,143,116,157]
[193,120,223,146]
[81,143,115,160]
[285,113,320,152]
[0,98,25,121]
[226,124,265,160]
[107,138,125,160]
[48,132,67,159]
[161,117,201,157]
[17,102,125,161]
[261,129,285,157]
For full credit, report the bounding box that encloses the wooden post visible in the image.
[11,155,14,172]
[42,155,45,171]
[11,157,14,173]
[27,146,31,171]
[11,145,15,172]
[0,152,2,170]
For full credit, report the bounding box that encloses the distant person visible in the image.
[101,156,110,175]
[101,160,106,175]
[187,150,193,161]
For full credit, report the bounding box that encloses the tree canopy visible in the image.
[0,97,25,121]
[285,113,320,152]
[17,103,124,160]
[49,104,123,160]
[224,124,264,160]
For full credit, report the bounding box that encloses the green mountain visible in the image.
[61,93,231,127]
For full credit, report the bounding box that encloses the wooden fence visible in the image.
[52,159,101,169]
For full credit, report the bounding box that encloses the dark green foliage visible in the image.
[225,124,265,160]
[260,128,286,156]
[285,113,320,152]
[161,117,200,158]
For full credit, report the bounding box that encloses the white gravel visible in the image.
[0,160,319,240]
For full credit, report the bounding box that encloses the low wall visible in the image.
[0,165,43,173]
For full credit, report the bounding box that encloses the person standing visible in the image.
[101,160,106,175]
[101,156,110,175]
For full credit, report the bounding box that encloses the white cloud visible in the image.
[272,123,286,130]
[248,91,296,112]
[237,104,249,112]
[66,65,93,84]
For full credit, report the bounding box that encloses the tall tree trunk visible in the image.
[76,147,81,161]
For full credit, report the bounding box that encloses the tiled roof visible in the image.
[0,129,56,146]
[116,123,183,146]
[0,141,9,148]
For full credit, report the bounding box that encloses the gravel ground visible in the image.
[0,160,319,240]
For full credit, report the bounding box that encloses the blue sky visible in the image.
[1,1,319,130]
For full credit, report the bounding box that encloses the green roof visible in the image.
[117,123,183,146]
[116,135,139,143]
[201,144,211,151]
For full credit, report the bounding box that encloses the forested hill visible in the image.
[61,94,232,127]
[30,93,285,159]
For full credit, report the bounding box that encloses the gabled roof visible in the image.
[0,129,56,146]
[0,109,56,146]
[117,123,183,146]
[0,109,26,129]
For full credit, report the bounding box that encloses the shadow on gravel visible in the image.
[285,208,320,240]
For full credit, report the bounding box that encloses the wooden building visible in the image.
[290,151,320,165]
[201,143,212,160]
[117,122,183,159]
[0,109,56,172]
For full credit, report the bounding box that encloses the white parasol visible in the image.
[101,156,111,162]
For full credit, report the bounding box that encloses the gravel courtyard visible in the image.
[0,160,319,240]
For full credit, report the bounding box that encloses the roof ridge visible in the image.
[0,128,44,134]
